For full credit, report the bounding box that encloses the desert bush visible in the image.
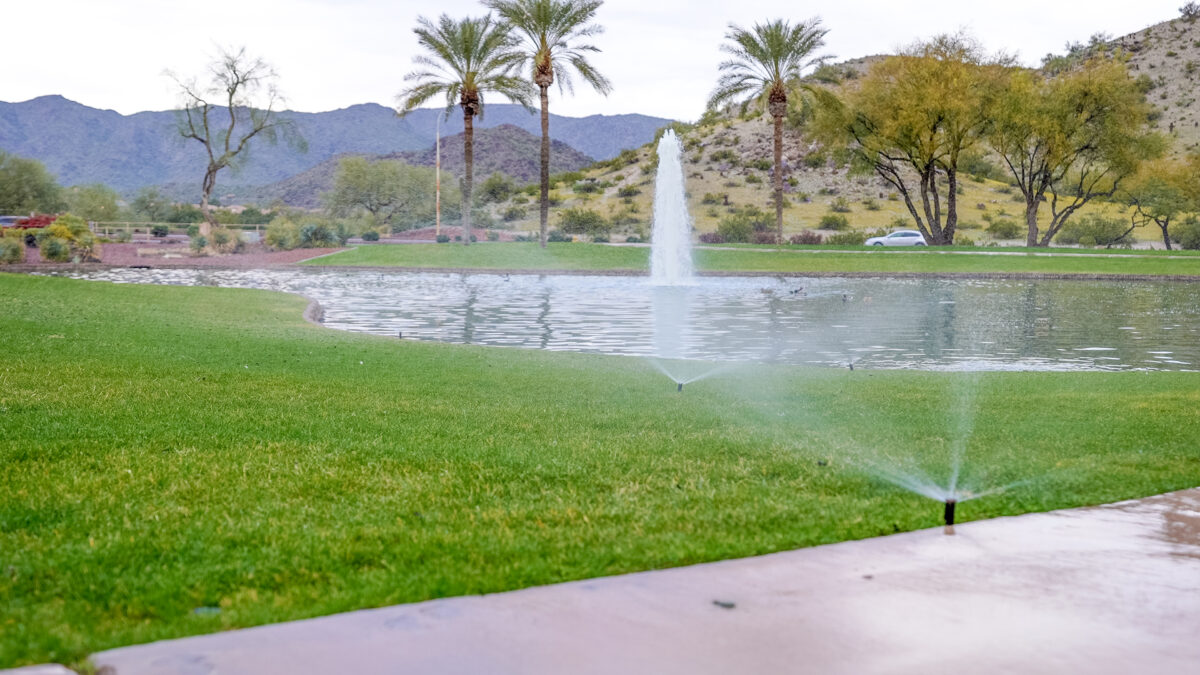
[750,158,772,171]
[150,224,169,237]
[549,170,584,187]
[617,186,642,198]
[572,181,602,195]
[189,236,208,254]
[698,232,726,244]
[592,234,609,243]
[477,172,517,203]
[502,206,527,222]
[209,227,245,254]
[265,217,349,250]
[745,174,763,184]
[361,230,380,241]
[956,235,977,246]
[486,230,500,242]
[829,197,851,213]
[715,206,771,243]
[861,198,881,211]
[803,152,826,168]
[436,234,451,243]
[0,237,23,264]
[825,231,866,246]
[1173,216,1200,249]
[819,213,850,230]
[35,213,98,262]
[547,230,573,242]
[1055,215,1133,247]
[624,235,642,243]
[986,218,1023,239]
[789,231,824,245]
[701,193,724,205]
[559,208,611,236]
[752,231,778,244]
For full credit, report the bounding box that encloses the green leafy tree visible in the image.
[1122,156,1200,250]
[167,47,304,238]
[0,151,64,214]
[325,157,456,231]
[708,18,830,242]
[989,59,1163,247]
[130,187,174,222]
[399,14,532,245]
[813,34,1007,245]
[485,0,612,248]
[65,184,120,222]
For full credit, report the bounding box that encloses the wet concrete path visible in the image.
[92,489,1200,674]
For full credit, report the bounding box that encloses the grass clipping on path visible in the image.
[2,272,1199,666]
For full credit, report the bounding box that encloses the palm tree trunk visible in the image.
[539,84,551,249]
[773,112,784,243]
[462,109,474,246]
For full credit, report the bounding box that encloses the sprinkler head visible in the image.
[677,382,684,392]
[943,499,957,526]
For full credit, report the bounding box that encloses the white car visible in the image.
[865,230,927,246]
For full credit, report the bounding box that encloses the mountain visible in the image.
[260,125,595,208]
[1109,17,1200,154]
[0,95,671,194]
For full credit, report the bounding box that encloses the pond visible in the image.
[51,268,1200,372]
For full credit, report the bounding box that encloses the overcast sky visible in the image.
[2,0,1186,121]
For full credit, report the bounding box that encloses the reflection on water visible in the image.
[48,268,1200,372]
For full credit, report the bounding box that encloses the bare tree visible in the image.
[167,47,303,237]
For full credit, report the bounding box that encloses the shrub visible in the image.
[0,237,23,264]
[789,231,823,245]
[559,208,611,236]
[434,234,450,243]
[716,207,771,243]
[861,198,881,211]
[819,213,850,230]
[502,206,527,222]
[361,230,380,241]
[486,230,500,242]
[549,170,584,187]
[698,232,726,244]
[709,148,738,164]
[1055,215,1133,247]
[477,172,516,203]
[547,230,573,242]
[752,231,778,245]
[825,231,866,246]
[572,180,602,195]
[209,227,245,254]
[986,218,1023,239]
[189,236,208,254]
[617,186,642,198]
[265,217,350,250]
[750,158,772,171]
[1173,216,1200,249]
[745,174,763,184]
[624,235,642,244]
[701,193,724,205]
[829,197,852,213]
[956,235,977,247]
[592,234,609,243]
[35,213,98,262]
[150,224,169,238]
[803,152,826,168]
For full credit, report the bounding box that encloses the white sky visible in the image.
[1,0,1185,121]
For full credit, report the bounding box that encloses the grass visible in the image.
[307,242,1200,277]
[3,272,1200,667]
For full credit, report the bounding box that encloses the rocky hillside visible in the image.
[0,96,669,195]
[261,125,595,208]
[1114,17,1200,154]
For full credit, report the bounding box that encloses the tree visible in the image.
[167,47,303,238]
[813,35,1006,245]
[1123,157,1200,250]
[708,18,830,242]
[65,184,120,222]
[130,187,174,222]
[325,157,455,231]
[485,0,612,248]
[399,14,532,246]
[0,151,64,214]
[1183,2,1200,21]
[989,59,1163,247]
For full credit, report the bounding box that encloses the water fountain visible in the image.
[649,130,694,286]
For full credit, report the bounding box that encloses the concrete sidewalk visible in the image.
[78,488,1200,674]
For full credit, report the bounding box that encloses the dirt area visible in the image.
[16,242,342,268]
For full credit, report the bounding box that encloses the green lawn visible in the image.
[2,272,1199,667]
[306,242,1200,276]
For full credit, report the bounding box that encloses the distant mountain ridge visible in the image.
[262,124,595,208]
[0,95,671,196]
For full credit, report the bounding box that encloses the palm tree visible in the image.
[485,0,612,248]
[399,14,532,245]
[708,19,830,242]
